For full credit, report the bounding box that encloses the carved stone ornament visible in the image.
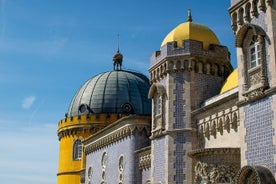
[136,147,151,170]
[224,115,230,132]
[210,121,216,138]
[234,165,276,184]
[218,118,223,135]
[231,112,238,131]
[249,71,262,86]
[243,87,265,100]
[194,161,238,184]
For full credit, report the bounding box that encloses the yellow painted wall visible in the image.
[57,114,122,184]
[57,174,80,184]
[57,133,90,184]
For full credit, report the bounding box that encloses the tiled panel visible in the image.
[174,133,186,183]
[173,73,185,129]
[244,96,276,172]
[153,137,166,183]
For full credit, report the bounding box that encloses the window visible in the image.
[73,139,82,160]
[248,36,261,69]
[237,24,268,98]
[101,152,107,183]
[118,156,124,171]
[88,166,92,181]
[101,152,107,169]
[118,156,124,183]
[155,95,162,115]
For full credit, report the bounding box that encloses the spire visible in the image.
[113,34,123,70]
[117,34,120,53]
[187,9,192,22]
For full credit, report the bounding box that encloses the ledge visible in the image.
[188,147,240,158]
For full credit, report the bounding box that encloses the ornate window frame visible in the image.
[87,165,93,182]
[73,138,83,160]
[118,155,124,183]
[236,24,268,100]
[148,83,166,132]
[101,151,107,184]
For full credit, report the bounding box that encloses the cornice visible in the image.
[57,169,82,176]
[150,128,197,140]
[188,147,240,158]
[84,115,151,154]
[57,125,101,140]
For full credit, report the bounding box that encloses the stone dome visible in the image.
[67,70,151,117]
[161,12,220,50]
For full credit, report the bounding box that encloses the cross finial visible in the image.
[187,9,192,22]
[117,34,120,53]
[113,34,123,70]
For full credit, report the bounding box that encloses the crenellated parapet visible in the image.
[57,113,125,140]
[228,0,272,34]
[149,40,232,83]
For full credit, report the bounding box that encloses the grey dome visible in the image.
[67,70,151,117]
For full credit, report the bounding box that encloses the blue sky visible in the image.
[0,1,236,183]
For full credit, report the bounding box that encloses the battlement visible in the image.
[57,113,126,139]
[150,40,230,70]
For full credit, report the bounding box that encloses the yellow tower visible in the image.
[57,114,122,184]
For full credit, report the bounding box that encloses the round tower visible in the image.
[57,51,151,184]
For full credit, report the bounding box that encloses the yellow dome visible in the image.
[161,21,220,50]
[220,69,238,94]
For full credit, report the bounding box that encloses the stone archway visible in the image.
[234,165,276,184]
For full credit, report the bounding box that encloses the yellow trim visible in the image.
[220,69,238,94]
[58,114,124,130]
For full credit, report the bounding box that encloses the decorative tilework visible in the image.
[194,73,223,108]
[85,131,148,184]
[174,133,186,183]
[173,73,185,129]
[244,96,276,173]
[153,137,166,183]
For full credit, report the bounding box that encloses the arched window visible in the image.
[73,139,82,160]
[118,155,124,183]
[101,152,107,184]
[236,24,268,99]
[87,166,93,182]
[248,35,261,69]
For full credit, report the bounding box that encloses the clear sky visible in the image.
[0,1,236,183]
